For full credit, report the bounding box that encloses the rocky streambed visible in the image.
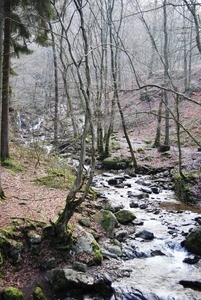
[88,169,201,300]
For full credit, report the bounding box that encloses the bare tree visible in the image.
[52,0,96,241]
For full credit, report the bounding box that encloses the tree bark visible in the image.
[49,22,59,145]
[1,0,11,160]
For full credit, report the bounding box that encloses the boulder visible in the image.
[115,209,136,225]
[93,209,118,237]
[185,226,201,255]
[1,287,24,300]
[33,286,47,300]
[73,225,103,265]
[46,268,114,297]
[135,230,154,240]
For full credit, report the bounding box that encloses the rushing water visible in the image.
[92,172,201,300]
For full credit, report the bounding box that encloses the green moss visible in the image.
[173,173,197,204]
[137,147,145,153]
[115,210,136,224]
[111,141,121,151]
[2,158,23,173]
[34,166,75,190]
[92,241,103,265]
[0,251,3,265]
[102,156,132,170]
[1,287,24,300]
[0,227,16,239]
[33,286,47,300]
[144,155,153,161]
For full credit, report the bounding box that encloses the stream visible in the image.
[91,170,201,300]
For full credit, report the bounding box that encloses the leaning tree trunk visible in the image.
[52,0,96,242]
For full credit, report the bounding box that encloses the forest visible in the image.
[0,1,201,300]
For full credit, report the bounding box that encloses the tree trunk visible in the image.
[53,0,96,241]
[1,0,11,160]
[153,93,163,148]
[163,0,169,146]
[49,22,59,145]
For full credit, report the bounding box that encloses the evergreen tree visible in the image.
[0,0,54,160]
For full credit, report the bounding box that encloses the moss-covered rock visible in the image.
[46,268,113,297]
[185,226,201,255]
[73,225,103,265]
[33,286,47,300]
[78,217,91,228]
[102,156,132,170]
[115,209,136,224]
[93,209,118,238]
[1,287,24,300]
[173,173,196,204]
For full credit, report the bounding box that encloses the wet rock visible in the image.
[179,280,201,291]
[132,219,144,226]
[151,186,160,194]
[129,201,139,208]
[108,178,122,186]
[115,210,136,225]
[140,187,152,194]
[135,230,154,240]
[195,216,201,225]
[115,230,128,242]
[93,209,118,238]
[114,285,160,300]
[185,225,201,255]
[127,190,144,199]
[139,203,148,209]
[46,268,114,297]
[151,249,166,256]
[183,256,200,264]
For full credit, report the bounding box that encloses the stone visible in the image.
[78,217,91,227]
[115,210,136,225]
[106,244,122,257]
[139,203,148,209]
[27,231,42,244]
[179,280,201,291]
[129,201,139,208]
[185,226,201,255]
[1,287,24,300]
[140,187,152,194]
[46,268,114,297]
[39,258,56,271]
[73,261,87,272]
[135,230,154,240]
[33,286,47,300]
[183,256,200,264]
[115,230,128,242]
[151,186,160,194]
[73,226,103,265]
[93,209,118,237]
